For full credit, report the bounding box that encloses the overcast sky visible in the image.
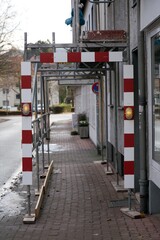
[11,0,72,49]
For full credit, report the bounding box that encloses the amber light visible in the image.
[22,103,30,116]
[124,107,134,120]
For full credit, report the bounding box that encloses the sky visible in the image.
[10,0,72,49]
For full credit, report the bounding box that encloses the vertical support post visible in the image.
[35,70,38,119]
[47,113,50,166]
[45,80,50,166]
[41,116,45,173]
[96,93,100,154]
[21,62,33,186]
[24,33,27,61]
[27,185,31,216]
[123,65,134,190]
[21,61,35,222]
[105,65,113,174]
[52,32,56,53]
[115,63,119,185]
[35,120,40,195]
[100,77,104,162]
[128,189,132,210]
[105,69,108,168]
[31,63,38,113]
[40,76,45,174]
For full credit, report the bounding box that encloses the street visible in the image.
[0,116,21,189]
[0,113,72,190]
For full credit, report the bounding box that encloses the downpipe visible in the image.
[137,0,148,213]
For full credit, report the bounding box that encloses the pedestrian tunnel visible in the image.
[21,35,134,222]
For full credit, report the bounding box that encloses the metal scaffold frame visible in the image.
[21,30,136,222]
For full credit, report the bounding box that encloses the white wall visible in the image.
[0,87,20,107]
[74,85,97,145]
[141,0,160,30]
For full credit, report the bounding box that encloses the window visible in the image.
[3,100,9,106]
[151,32,160,161]
[3,88,9,94]
[16,94,20,99]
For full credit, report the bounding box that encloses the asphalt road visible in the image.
[0,113,73,189]
[0,116,21,189]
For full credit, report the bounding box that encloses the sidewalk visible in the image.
[0,116,160,239]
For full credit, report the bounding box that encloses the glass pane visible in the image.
[152,32,160,161]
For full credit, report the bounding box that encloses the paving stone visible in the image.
[0,118,160,239]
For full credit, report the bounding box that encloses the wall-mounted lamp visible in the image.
[22,103,31,116]
[124,107,134,120]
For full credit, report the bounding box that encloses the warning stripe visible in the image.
[22,157,32,171]
[40,51,123,63]
[21,76,32,89]
[123,65,134,189]
[124,161,134,175]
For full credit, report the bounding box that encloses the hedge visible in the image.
[50,104,73,114]
[0,110,21,116]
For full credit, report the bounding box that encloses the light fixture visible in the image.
[22,103,30,116]
[124,107,134,120]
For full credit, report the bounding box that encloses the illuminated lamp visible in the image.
[22,103,30,116]
[124,107,134,120]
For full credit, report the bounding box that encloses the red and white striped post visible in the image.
[21,62,32,185]
[123,65,134,189]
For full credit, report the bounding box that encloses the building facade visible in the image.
[0,86,20,109]
[72,0,160,214]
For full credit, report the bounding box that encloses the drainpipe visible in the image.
[75,0,80,44]
[73,0,76,43]
[100,77,104,161]
[96,3,100,31]
[72,0,80,44]
[137,0,148,213]
[104,1,107,29]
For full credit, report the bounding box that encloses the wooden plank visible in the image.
[35,185,45,219]
[43,160,54,193]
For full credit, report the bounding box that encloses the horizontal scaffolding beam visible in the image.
[42,74,102,81]
[38,68,108,72]
[26,42,127,50]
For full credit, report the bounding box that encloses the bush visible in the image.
[50,104,72,114]
[78,113,89,126]
[0,110,21,115]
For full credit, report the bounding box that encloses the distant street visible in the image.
[0,113,72,190]
[0,116,21,188]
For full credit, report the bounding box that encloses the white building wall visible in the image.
[141,0,160,30]
[74,85,97,145]
[0,87,20,108]
[35,77,59,106]
[139,0,160,213]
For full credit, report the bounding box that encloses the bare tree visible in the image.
[0,0,18,80]
[0,47,23,88]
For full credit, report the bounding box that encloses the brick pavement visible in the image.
[0,116,160,240]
